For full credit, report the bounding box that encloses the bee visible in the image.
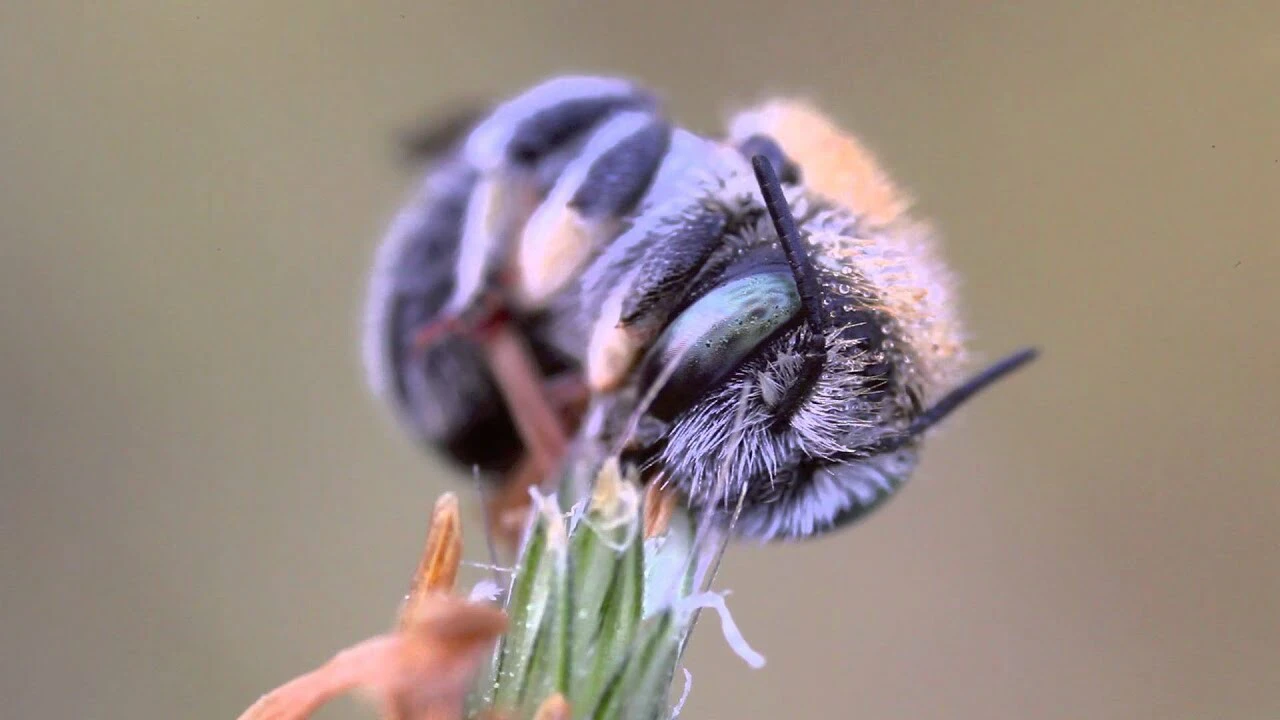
[363,75,1036,541]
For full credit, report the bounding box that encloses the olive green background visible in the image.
[2,3,1277,718]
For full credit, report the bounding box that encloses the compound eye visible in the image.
[639,271,800,421]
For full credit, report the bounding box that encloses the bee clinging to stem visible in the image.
[363,75,1036,542]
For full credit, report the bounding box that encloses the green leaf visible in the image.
[571,523,640,709]
[589,609,680,720]
[520,516,571,715]
[491,497,564,712]
[469,458,724,719]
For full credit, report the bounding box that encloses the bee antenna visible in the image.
[862,347,1040,456]
[753,154,830,424]
[751,155,828,336]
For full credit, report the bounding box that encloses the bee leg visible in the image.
[408,283,582,487]
[619,206,728,325]
[367,149,537,472]
[463,75,658,171]
[515,114,672,306]
[478,323,569,479]
[449,76,661,316]
[572,131,758,391]
[464,321,577,551]
[569,120,672,218]
[543,371,591,426]
[583,200,732,391]
[369,78,664,475]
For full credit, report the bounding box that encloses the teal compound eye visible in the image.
[639,270,801,421]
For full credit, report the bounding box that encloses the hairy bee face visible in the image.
[363,75,1035,540]
[557,155,965,540]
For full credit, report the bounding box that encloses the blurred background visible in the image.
[2,3,1277,718]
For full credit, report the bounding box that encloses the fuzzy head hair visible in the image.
[637,173,967,539]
